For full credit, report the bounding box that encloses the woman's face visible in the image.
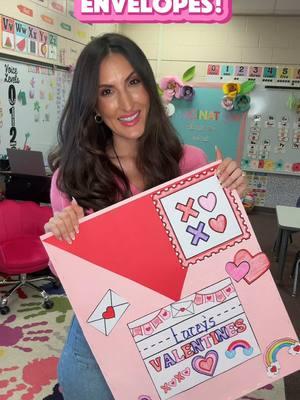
[97,53,150,143]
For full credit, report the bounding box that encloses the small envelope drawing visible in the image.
[171,300,195,318]
[87,289,130,336]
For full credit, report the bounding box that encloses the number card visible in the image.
[43,161,300,400]
[249,66,262,78]
[277,67,291,80]
[207,64,220,76]
[221,65,234,76]
[235,65,248,77]
[263,67,277,78]
[293,68,300,80]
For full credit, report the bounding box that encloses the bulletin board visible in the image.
[0,56,72,161]
[170,83,247,163]
[241,85,300,176]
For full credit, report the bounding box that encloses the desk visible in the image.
[276,205,300,283]
[0,171,51,204]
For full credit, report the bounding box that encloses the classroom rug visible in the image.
[0,284,286,400]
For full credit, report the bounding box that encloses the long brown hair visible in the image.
[49,33,183,211]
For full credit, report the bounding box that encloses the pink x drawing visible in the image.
[175,197,199,222]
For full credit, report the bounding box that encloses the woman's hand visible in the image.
[44,199,84,244]
[215,147,247,197]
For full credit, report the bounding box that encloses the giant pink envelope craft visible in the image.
[42,161,300,400]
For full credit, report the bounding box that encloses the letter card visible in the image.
[42,161,300,400]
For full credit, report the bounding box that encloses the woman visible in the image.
[45,33,247,400]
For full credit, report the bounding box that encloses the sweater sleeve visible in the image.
[48,170,71,275]
[179,144,209,174]
[50,169,71,213]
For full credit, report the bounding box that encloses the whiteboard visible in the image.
[241,85,300,176]
[0,57,72,163]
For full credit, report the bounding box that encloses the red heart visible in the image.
[102,306,115,319]
[270,365,277,373]
[209,214,227,233]
[294,345,300,352]
[234,249,270,284]
[207,296,212,300]
[180,307,186,312]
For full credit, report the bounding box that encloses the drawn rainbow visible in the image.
[264,338,297,367]
[227,340,252,353]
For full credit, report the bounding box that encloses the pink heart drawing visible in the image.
[234,249,270,284]
[209,214,227,233]
[198,192,217,212]
[225,261,250,282]
[182,367,190,377]
[191,350,218,376]
[168,378,177,387]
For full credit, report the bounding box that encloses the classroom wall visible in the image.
[120,16,300,79]
[120,18,300,208]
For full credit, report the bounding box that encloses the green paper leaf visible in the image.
[157,83,163,96]
[182,66,196,82]
[240,80,256,95]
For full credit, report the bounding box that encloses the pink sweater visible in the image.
[50,144,208,213]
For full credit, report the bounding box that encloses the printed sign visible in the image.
[74,0,232,23]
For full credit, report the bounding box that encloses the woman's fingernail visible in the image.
[75,226,79,234]
[67,238,72,244]
[71,232,75,241]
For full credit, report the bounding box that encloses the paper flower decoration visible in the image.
[160,76,183,102]
[180,85,195,101]
[221,80,256,112]
[158,66,196,106]
[223,83,241,98]
[233,94,251,113]
[221,95,234,111]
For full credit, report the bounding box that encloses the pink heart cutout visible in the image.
[191,350,218,376]
[209,214,227,233]
[234,249,270,284]
[198,192,217,212]
[225,261,250,282]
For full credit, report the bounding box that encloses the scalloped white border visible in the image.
[151,165,251,268]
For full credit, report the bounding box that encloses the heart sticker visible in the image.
[234,249,270,284]
[191,350,219,376]
[209,214,227,233]
[102,306,115,319]
[198,192,217,212]
[225,261,250,282]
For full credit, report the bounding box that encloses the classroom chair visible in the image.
[0,199,57,314]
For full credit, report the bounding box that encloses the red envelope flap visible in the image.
[45,195,187,301]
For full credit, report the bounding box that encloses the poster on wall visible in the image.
[0,59,72,158]
[43,161,300,400]
[170,84,247,163]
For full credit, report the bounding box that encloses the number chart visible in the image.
[0,57,71,159]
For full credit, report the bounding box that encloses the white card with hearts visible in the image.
[152,166,250,268]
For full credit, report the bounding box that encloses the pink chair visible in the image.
[0,199,57,314]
